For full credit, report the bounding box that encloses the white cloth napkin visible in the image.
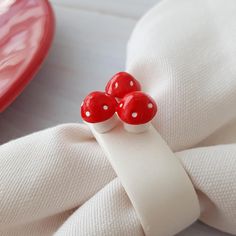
[1,0,236,235]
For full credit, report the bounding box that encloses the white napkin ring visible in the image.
[81,72,200,236]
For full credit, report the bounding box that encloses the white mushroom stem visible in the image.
[124,122,151,133]
[88,114,119,134]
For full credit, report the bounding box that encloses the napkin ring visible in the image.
[81,72,200,236]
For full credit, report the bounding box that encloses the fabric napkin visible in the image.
[1,0,236,235]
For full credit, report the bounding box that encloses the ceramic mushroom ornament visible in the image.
[81,91,118,133]
[117,91,157,133]
[81,73,157,133]
[105,72,141,99]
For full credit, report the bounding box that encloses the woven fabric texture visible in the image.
[1,0,236,235]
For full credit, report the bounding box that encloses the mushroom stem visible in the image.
[124,122,150,133]
[91,114,119,133]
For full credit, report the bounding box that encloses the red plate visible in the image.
[0,0,55,112]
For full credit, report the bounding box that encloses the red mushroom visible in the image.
[117,91,157,133]
[105,72,141,99]
[81,91,118,133]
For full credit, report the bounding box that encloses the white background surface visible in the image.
[0,0,231,235]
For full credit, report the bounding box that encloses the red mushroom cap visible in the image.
[81,91,117,123]
[117,91,157,125]
[105,72,141,99]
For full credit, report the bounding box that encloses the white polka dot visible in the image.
[132,112,138,118]
[148,103,153,108]
[103,105,109,110]
[119,103,123,108]
[115,82,118,88]
[130,81,134,86]
[85,111,91,117]
[80,101,84,107]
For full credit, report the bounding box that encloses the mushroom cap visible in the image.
[81,91,117,123]
[105,72,141,98]
[117,91,157,125]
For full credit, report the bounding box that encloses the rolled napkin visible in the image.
[0,0,236,235]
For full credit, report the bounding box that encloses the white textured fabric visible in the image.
[1,0,236,235]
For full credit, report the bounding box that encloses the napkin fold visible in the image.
[1,0,236,235]
[0,125,236,235]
